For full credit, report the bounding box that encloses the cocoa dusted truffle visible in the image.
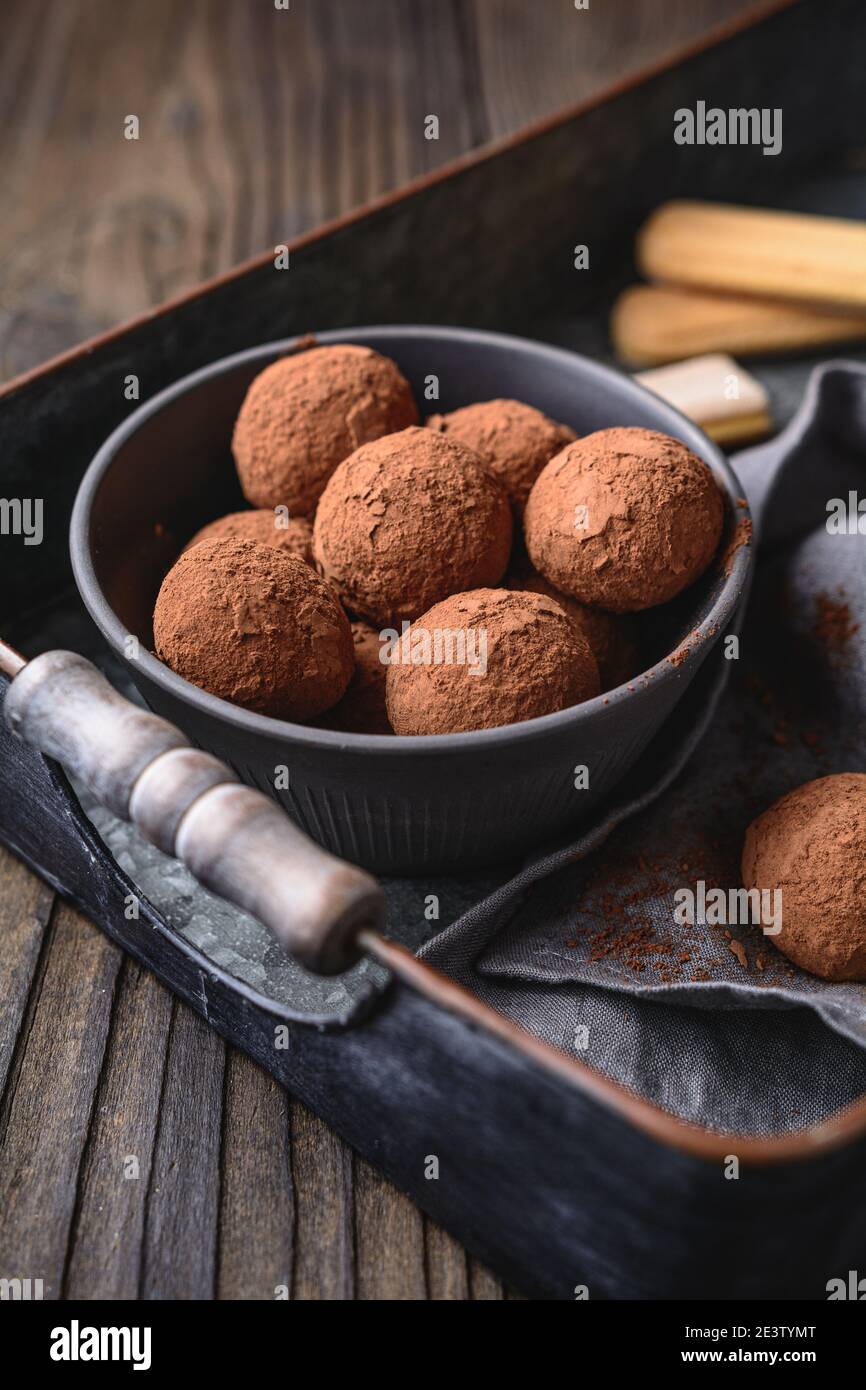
[741,773,866,982]
[504,556,638,692]
[184,510,313,566]
[153,537,354,721]
[315,620,392,735]
[427,399,575,513]
[385,588,599,735]
[313,426,513,626]
[233,345,418,516]
[524,427,724,612]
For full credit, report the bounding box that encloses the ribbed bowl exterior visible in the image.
[133,662,694,873]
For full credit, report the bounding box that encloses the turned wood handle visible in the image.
[3,651,384,974]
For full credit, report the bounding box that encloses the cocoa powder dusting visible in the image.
[813,590,860,653]
[524,427,724,613]
[184,509,313,566]
[232,344,418,516]
[504,553,639,691]
[315,620,392,735]
[742,773,866,981]
[720,515,753,576]
[729,939,748,969]
[561,811,798,988]
[427,398,575,513]
[385,588,599,735]
[313,426,513,627]
[153,537,354,721]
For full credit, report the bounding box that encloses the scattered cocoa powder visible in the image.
[559,811,801,989]
[741,670,828,761]
[584,924,673,972]
[729,939,748,969]
[720,515,753,576]
[813,590,860,653]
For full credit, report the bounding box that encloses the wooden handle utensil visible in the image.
[1,645,385,975]
[636,201,866,310]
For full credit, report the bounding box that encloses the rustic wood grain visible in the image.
[139,1000,225,1299]
[0,845,54,1097]
[472,0,757,140]
[0,0,757,384]
[424,1218,470,1300]
[288,1102,354,1300]
[63,959,173,1299]
[354,1155,427,1300]
[0,903,121,1300]
[469,1258,507,1300]
[217,1050,294,1301]
[0,0,490,381]
[0,0,758,1299]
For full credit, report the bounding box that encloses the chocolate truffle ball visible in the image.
[504,557,638,692]
[184,510,313,566]
[524,427,724,612]
[153,537,354,721]
[313,426,513,626]
[315,621,392,735]
[427,399,575,513]
[385,588,600,735]
[232,345,418,516]
[741,774,866,982]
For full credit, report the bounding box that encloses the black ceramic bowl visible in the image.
[71,326,750,874]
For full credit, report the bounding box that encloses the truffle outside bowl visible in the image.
[71,327,750,875]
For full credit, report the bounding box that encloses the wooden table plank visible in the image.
[424,1219,470,1300]
[0,903,120,1299]
[64,959,173,1300]
[0,845,54,1097]
[217,1050,294,1301]
[0,0,758,383]
[469,1258,507,1300]
[140,1001,225,1300]
[472,0,759,139]
[0,0,489,381]
[289,1102,354,1300]
[354,1157,427,1300]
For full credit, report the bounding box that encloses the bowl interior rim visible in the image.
[70,323,752,755]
